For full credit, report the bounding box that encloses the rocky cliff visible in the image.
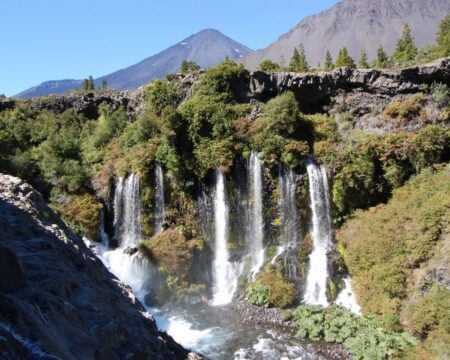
[0,174,198,360]
[3,57,449,119]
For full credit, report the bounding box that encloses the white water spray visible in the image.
[303,163,333,307]
[336,277,361,314]
[247,152,265,278]
[273,166,300,279]
[211,171,241,306]
[154,163,165,235]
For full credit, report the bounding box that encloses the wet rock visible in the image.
[0,245,27,292]
[0,173,198,359]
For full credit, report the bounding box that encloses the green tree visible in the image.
[82,79,90,92]
[289,47,300,71]
[325,50,334,71]
[180,60,200,74]
[358,50,369,68]
[376,45,389,68]
[289,44,309,72]
[335,47,356,69]
[101,80,108,89]
[436,15,450,57]
[258,59,281,72]
[88,76,95,91]
[393,23,418,62]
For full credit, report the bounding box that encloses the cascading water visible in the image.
[101,174,152,294]
[247,151,265,278]
[154,163,165,235]
[303,163,333,307]
[336,277,361,314]
[211,171,240,306]
[273,166,300,279]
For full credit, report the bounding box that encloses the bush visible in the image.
[257,60,281,72]
[144,79,181,116]
[293,305,417,359]
[53,193,102,240]
[246,266,296,308]
[383,94,426,122]
[430,83,450,109]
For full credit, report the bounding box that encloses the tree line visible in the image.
[258,15,450,72]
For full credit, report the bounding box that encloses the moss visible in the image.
[53,193,102,240]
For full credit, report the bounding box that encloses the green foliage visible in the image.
[53,193,102,239]
[246,284,270,307]
[293,305,417,359]
[335,47,356,69]
[289,44,309,72]
[257,59,281,72]
[82,76,95,92]
[337,166,450,325]
[324,50,334,71]
[393,23,418,62]
[376,45,389,68]
[180,60,200,74]
[251,92,311,163]
[246,266,296,308]
[435,15,450,57]
[358,50,369,68]
[430,82,450,109]
[383,94,426,122]
[140,227,204,280]
[145,79,181,116]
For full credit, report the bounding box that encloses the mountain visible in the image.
[15,29,253,98]
[243,0,450,69]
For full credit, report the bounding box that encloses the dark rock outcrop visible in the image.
[247,57,450,111]
[3,57,450,120]
[0,174,199,360]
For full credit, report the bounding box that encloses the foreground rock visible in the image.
[0,174,199,360]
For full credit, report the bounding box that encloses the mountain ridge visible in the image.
[15,29,252,98]
[242,0,450,69]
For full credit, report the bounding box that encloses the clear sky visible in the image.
[1,0,339,96]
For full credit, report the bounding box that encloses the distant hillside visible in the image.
[243,0,450,69]
[15,29,252,98]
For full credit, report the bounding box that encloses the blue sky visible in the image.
[1,0,339,96]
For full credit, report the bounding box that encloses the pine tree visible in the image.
[101,80,108,89]
[289,47,300,71]
[436,15,450,57]
[393,23,418,62]
[325,50,334,71]
[297,44,309,72]
[335,47,356,69]
[88,76,95,91]
[358,50,369,68]
[376,45,389,68]
[82,79,90,92]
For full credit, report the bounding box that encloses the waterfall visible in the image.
[336,277,361,314]
[99,209,109,247]
[101,174,152,295]
[211,171,240,306]
[303,163,333,307]
[113,173,141,248]
[154,163,165,235]
[247,151,265,278]
[274,166,299,278]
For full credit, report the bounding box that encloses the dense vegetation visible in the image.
[336,166,450,358]
[1,41,450,357]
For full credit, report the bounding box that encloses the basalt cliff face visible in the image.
[3,58,449,118]
[0,174,198,360]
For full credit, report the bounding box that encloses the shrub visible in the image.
[144,79,181,116]
[53,193,102,240]
[140,228,204,280]
[430,83,450,109]
[293,305,417,359]
[383,94,426,122]
[257,60,281,72]
[246,266,296,308]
